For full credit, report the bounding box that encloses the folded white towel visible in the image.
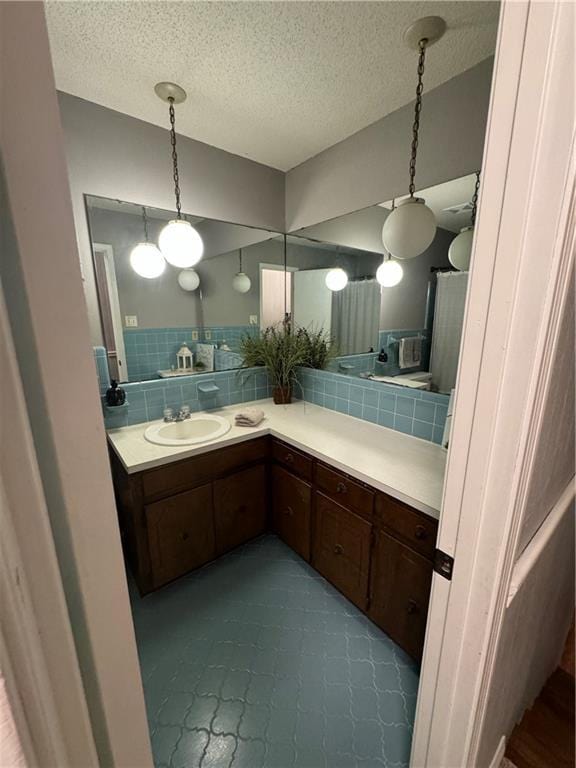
[234,408,265,427]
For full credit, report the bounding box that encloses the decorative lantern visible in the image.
[177,343,193,372]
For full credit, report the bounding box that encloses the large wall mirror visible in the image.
[86,195,283,384]
[288,173,478,394]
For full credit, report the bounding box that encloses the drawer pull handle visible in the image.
[407,599,419,615]
[336,482,347,494]
[284,506,294,517]
[334,544,344,555]
[414,525,427,540]
[284,453,294,463]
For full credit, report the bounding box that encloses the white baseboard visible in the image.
[488,735,507,768]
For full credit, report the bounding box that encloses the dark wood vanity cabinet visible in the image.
[146,483,215,588]
[368,494,437,660]
[213,464,267,556]
[313,492,372,611]
[271,464,312,561]
[110,433,438,661]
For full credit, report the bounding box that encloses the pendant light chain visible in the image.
[408,39,427,198]
[470,170,481,226]
[168,97,182,219]
[239,248,243,271]
[141,206,149,242]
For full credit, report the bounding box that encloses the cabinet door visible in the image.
[313,492,372,610]
[369,529,433,661]
[272,464,312,561]
[213,463,267,556]
[146,483,215,589]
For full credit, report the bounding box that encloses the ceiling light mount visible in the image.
[154,81,187,104]
[403,16,447,51]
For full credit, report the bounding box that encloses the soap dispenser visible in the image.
[106,379,126,406]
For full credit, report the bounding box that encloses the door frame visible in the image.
[92,241,129,382]
[412,1,575,765]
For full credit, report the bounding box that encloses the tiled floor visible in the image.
[131,535,420,768]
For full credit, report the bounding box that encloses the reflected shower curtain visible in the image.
[430,272,469,393]
[332,279,380,355]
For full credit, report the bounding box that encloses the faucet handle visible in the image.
[180,404,191,419]
[163,407,174,422]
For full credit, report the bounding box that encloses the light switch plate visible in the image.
[249,315,258,325]
[125,315,138,327]
[204,330,212,340]
[191,330,199,341]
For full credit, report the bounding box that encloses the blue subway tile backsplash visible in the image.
[123,325,256,382]
[297,367,448,445]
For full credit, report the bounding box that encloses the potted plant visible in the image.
[297,327,337,370]
[239,324,308,404]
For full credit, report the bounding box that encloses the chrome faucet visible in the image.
[163,405,191,423]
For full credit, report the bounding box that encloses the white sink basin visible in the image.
[144,414,231,446]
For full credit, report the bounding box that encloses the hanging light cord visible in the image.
[408,39,427,198]
[168,97,182,219]
[470,170,481,226]
[238,248,243,271]
[142,206,149,242]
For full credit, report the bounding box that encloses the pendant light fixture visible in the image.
[155,82,204,268]
[376,254,404,288]
[325,246,348,292]
[129,206,166,278]
[382,16,446,260]
[449,170,481,271]
[325,268,348,291]
[232,248,251,293]
[177,269,200,291]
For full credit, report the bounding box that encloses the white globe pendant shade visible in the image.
[376,258,403,288]
[177,268,200,291]
[448,226,474,271]
[325,268,348,292]
[129,242,166,279]
[159,219,204,268]
[232,272,251,293]
[382,198,436,260]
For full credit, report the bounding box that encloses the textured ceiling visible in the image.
[46,1,499,171]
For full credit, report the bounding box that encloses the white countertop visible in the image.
[107,400,446,519]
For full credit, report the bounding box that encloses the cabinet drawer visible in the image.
[272,465,312,561]
[145,483,215,589]
[214,464,267,556]
[369,530,433,661]
[313,492,372,610]
[375,494,437,560]
[272,439,313,481]
[142,437,269,500]
[316,463,374,520]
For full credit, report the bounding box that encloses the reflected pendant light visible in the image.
[129,206,166,278]
[382,16,446,260]
[449,170,481,271]
[155,82,204,268]
[325,268,348,292]
[178,268,200,291]
[377,254,404,287]
[232,248,251,293]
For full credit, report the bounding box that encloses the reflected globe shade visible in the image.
[232,272,251,293]
[129,242,166,279]
[177,268,200,291]
[325,268,348,291]
[376,259,403,287]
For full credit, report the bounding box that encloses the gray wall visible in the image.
[285,57,494,231]
[58,93,286,344]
